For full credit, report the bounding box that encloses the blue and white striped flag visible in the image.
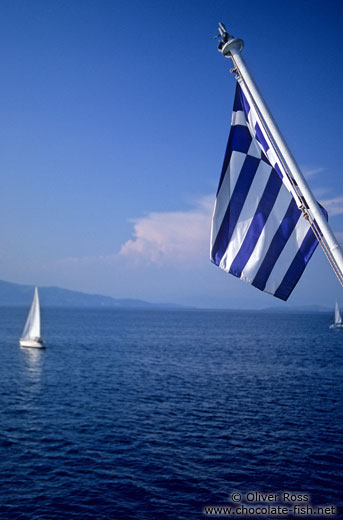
[210,83,326,300]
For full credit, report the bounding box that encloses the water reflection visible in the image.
[20,346,44,383]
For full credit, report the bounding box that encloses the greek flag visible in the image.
[210,83,326,300]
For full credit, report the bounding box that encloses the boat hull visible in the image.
[329,324,343,329]
[19,339,45,348]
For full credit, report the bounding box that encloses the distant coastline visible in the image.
[0,279,180,309]
[0,279,332,312]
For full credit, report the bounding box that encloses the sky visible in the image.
[0,0,342,309]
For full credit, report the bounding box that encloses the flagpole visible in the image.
[215,24,343,284]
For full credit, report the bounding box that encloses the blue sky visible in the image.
[0,0,342,308]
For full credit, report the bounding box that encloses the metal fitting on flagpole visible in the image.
[215,23,244,56]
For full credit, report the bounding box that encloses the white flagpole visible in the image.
[216,24,343,285]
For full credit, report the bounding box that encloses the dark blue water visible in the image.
[0,307,342,519]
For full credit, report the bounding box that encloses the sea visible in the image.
[0,307,342,520]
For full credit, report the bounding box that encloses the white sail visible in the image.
[21,287,41,340]
[334,302,342,326]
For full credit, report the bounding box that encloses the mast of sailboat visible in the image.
[215,23,343,287]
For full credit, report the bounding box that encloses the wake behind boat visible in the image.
[19,287,45,348]
[330,302,343,329]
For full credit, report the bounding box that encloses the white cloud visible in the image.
[53,189,342,276]
[300,166,343,219]
[119,196,214,267]
[302,166,325,178]
[51,195,215,270]
[321,197,343,217]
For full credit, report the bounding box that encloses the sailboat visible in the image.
[19,287,45,348]
[330,302,343,329]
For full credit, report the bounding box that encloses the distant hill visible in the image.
[0,279,333,311]
[261,304,331,313]
[0,280,179,308]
